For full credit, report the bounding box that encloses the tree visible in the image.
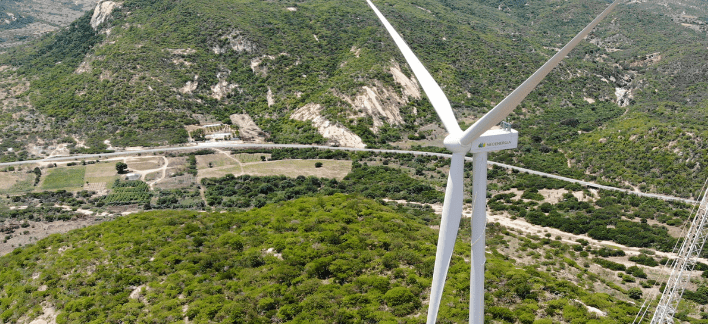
[33,167,42,186]
[315,162,323,168]
[116,162,128,174]
[628,287,643,300]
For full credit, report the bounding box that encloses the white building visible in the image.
[206,133,232,140]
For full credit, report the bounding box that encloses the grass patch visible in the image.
[41,167,86,190]
[234,153,270,163]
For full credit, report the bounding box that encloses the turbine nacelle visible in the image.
[470,128,518,154]
[444,127,518,154]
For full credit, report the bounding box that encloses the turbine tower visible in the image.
[365,0,621,323]
[648,181,708,323]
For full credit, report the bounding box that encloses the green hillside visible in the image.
[0,194,646,323]
[2,0,708,196]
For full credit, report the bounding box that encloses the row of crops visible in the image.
[103,180,151,205]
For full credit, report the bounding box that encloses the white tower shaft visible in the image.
[651,186,708,323]
[470,152,488,324]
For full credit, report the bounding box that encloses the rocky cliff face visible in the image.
[290,103,366,148]
[90,1,121,30]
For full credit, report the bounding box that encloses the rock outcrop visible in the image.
[91,1,121,30]
[211,72,240,100]
[291,104,366,148]
[212,31,255,54]
[179,76,198,95]
[229,114,266,142]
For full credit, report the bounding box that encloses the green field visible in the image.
[41,167,86,191]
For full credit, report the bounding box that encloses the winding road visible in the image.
[0,142,697,204]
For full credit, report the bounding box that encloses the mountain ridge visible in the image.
[1,0,708,197]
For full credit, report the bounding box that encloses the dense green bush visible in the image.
[202,163,443,209]
[629,254,659,267]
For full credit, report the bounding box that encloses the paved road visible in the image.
[0,142,697,204]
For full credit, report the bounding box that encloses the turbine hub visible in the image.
[444,133,470,154]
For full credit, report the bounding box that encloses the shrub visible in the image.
[489,306,516,322]
[383,287,419,316]
[383,287,416,307]
[629,254,659,267]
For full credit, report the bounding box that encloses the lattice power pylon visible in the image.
[649,183,708,324]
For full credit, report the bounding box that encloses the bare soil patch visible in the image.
[83,182,107,195]
[230,114,266,142]
[0,217,108,256]
[154,174,196,190]
[126,157,162,171]
[538,188,569,204]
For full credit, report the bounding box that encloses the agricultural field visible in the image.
[0,172,34,194]
[84,161,120,188]
[102,180,151,206]
[195,154,236,169]
[164,157,188,176]
[153,174,196,190]
[40,166,85,191]
[125,157,163,171]
[233,153,270,163]
[241,159,352,180]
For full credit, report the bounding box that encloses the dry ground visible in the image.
[242,159,352,180]
[85,162,120,187]
[0,172,34,193]
[125,157,163,171]
[196,154,236,169]
[0,216,109,256]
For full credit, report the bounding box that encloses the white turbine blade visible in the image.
[427,152,465,324]
[459,0,621,146]
[365,0,462,135]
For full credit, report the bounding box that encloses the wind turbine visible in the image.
[364,0,622,323]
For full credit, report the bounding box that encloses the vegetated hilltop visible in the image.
[0,194,645,323]
[2,0,708,197]
[4,149,708,321]
[0,0,96,49]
